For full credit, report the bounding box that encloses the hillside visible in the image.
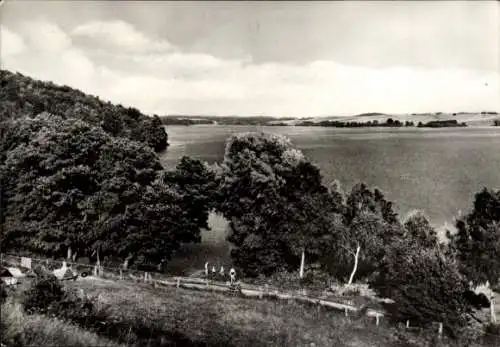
[156,110,500,127]
[284,112,500,127]
[0,69,168,152]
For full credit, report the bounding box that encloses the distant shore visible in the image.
[161,112,499,128]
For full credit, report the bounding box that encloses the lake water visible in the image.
[159,125,500,274]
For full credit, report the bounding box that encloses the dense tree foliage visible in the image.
[323,183,403,283]
[448,188,500,286]
[370,244,472,337]
[215,132,345,277]
[162,156,219,232]
[215,132,408,280]
[0,69,168,152]
[0,115,209,269]
[402,211,439,249]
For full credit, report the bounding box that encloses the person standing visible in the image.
[229,268,236,285]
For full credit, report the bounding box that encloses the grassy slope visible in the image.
[64,277,499,347]
[3,275,497,346]
[66,277,396,347]
[1,299,124,347]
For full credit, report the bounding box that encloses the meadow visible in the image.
[2,275,495,347]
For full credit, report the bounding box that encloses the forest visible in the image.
[1,69,500,341]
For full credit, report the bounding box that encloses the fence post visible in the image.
[438,322,443,339]
[259,287,263,299]
[345,307,348,317]
[177,277,180,288]
[144,272,148,283]
[120,269,123,280]
[406,320,410,329]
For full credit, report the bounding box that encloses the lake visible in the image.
[159,125,500,274]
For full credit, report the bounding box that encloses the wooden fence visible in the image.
[5,251,495,341]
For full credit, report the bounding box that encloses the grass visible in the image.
[3,275,498,346]
[0,298,124,347]
[64,278,409,347]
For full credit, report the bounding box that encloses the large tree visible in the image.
[331,183,403,284]
[1,115,206,268]
[216,132,343,277]
[370,244,473,338]
[448,187,500,322]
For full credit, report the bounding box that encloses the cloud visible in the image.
[71,20,175,54]
[1,26,27,57]
[2,19,499,118]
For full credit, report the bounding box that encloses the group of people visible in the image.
[204,262,237,285]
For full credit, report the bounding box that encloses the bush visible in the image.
[485,323,500,336]
[23,274,65,315]
[0,280,7,303]
[0,300,122,347]
[370,246,472,338]
[484,323,500,345]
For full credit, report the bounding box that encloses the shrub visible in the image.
[370,246,472,338]
[484,323,500,345]
[23,273,65,315]
[0,280,7,303]
[0,300,122,347]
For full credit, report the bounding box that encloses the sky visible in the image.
[1,1,499,118]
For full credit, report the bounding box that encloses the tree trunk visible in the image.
[96,249,101,276]
[299,248,305,279]
[123,254,133,270]
[491,296,497,323]
[347,244,361,285]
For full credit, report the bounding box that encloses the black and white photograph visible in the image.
[0,1,499,346]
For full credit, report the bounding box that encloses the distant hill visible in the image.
[160,114,296,126]
[351,112,390,118]
[286,112,500,127]
[0,69,168,152]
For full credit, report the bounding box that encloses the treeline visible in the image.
[296,118,469,128]
[162,117,215,126]
[417,119,467,128]
[0,70,168,152]
[160,115,296,126]
[297,118,414,127]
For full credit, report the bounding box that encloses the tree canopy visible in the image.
[448,188,500,286]
[215,132,345,277]
[0,69,168,152]
[370,244,472,337]
[1,115,211,269]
